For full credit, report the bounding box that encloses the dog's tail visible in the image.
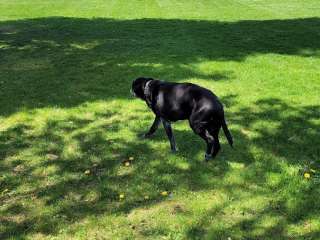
[221,116,233,147]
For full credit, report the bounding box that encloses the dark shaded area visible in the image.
[1,97,319,239]
[0,17,320,116]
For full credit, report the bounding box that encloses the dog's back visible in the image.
[153,81,223,121]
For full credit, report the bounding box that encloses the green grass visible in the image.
[0,1,320,239]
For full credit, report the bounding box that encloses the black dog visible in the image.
[131,77,233,161]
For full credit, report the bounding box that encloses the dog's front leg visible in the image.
[162,118,177,152]
[144,116,161,138]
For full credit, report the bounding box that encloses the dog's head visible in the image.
[131,77,154,100]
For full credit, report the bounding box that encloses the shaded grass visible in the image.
[1,17,319,116]
[0,1,320,239]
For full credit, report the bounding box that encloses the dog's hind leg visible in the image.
[210,128,221,159]
[189,121,214,161]
[201,129,215,161]
[162,118,177,152]
[144,116,161,138]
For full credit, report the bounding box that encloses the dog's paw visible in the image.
[170,148,178,153]
[205,153,212,161]
[138,133,151,139]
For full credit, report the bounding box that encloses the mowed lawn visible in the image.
[0,1,320,239]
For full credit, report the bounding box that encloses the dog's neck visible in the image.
[144,80,153,92]
[144,80,153,107]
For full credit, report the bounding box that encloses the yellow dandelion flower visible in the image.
[161,191,168,196]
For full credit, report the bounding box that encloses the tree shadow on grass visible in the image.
[182,99,320,239]
[1,17,320,116]
[0,108,227,238]
[0,96,319,239]
[126,95,319,239]
[0,15,319,239]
